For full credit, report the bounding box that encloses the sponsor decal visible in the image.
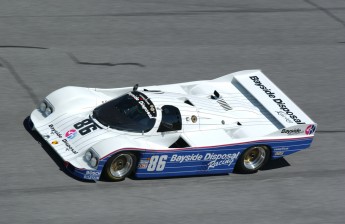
[274,147,289,156]
[274,151,284,156]
[62,139,78,154]
[128,92,156,118]
[249,76,305,124]
[249,76,276,98]
[139,101,154,119]
[204,152,239,161]
[305,125,316,135]
[84,171,101,180]
[273,99,305,124]
[171,154,203,163]
[204,152,240,170]
[274,147,289,151]
[276,111,293,123]
[274,147,288,156]
[65,129,77,140]
[128,92,140,101]
[281,128,303,135]
[51,140,59,145]
[139,93,151,105]
[138,159,149,169]
[85,171,101,175]
[48,124,62,138]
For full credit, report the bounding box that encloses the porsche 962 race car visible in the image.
[29,70,317,181]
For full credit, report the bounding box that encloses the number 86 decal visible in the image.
[147,155,168,171]
[74,118,101,136]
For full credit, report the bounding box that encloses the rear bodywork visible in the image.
[30,70,317,180]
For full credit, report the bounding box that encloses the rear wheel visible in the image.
[103,152,137,181]
[235,145,270,174]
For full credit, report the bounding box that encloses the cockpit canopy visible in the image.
[93,91,156,133]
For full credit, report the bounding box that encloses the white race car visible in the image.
[29,70,317,181]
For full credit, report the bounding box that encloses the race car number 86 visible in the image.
[74,119,98,136]
[147,155,168,172]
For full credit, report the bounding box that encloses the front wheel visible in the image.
[103,152,137,181]
[235,145,270,174]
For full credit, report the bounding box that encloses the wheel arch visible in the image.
[236,144,273,161]
[234,144,272,173]
[100,150,141,181]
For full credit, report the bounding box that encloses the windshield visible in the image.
[93,92,156,133]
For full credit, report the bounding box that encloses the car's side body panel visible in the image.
[66,135,314,181]
[98,136,314,180]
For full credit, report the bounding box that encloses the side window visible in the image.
[157,105,182,132]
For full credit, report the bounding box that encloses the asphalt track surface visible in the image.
[1,0,344,223]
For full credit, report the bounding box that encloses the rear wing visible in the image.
[230,70,315,128]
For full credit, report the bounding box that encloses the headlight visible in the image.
[45,107,52,116]
[39,102,47,112]
[85,149,99,168]
[90,157,98,167]
[39,100,54,117]
[85,151,92,161]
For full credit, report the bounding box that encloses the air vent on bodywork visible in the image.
[217,98,232,111]
[178,97,194,106]
[169,137,190,148]
[143,89,163,93]
[184,99,194,106]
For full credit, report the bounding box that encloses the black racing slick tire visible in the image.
[103,152,137,181]
[234,145,270,174]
